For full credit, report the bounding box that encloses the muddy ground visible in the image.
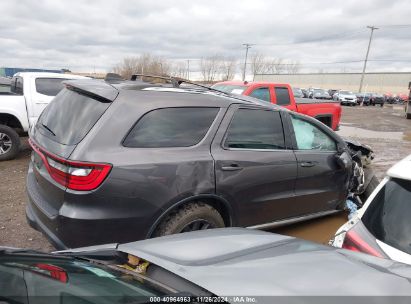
[0,104,410,251]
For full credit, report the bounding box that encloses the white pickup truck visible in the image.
[0,72,87,160]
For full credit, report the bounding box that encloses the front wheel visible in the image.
[0,125,20,161]
[153,202,225,237]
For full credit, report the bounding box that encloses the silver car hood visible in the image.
[59,228,411,298]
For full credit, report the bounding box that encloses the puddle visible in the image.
[272,212,348,245]
[337,126,404,141]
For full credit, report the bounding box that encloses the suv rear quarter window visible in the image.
[123,107,219,148]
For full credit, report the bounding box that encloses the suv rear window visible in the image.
[123,107,219,148]
[35,78,68,96]
[362,178,411,255]
[37,88,111,145]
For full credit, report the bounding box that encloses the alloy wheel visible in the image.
[0,133,12,155]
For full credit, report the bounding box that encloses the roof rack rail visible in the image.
[130,74,229,95]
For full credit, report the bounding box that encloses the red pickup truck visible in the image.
[212,81,342,130]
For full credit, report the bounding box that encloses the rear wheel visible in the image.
[380,103,384,107]
[0,125,20,161]
[407,113,411,119]
[153,202,225,237]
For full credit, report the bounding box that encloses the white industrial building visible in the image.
[255,72,411,94]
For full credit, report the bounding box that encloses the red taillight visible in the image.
[35,263,68,283]
[342,230,383,258]
[29,139,112,191]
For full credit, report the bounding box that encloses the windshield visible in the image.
[313,89,326,94]
[340,91,352,95]
[0,256,166,303]
[362,178,411,255]
[211,84,246,95]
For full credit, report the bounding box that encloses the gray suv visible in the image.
[27,77,353,249]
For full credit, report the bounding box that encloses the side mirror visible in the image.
[335,151,352,170]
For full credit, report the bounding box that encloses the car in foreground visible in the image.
[332,154,411,264]
[333,90,357,106]
[370,93,385,107]
[27,75,363,249]
[212,81,341,130]
[2,228,411,303]
[292,87,304,98]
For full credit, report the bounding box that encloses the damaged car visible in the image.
[331,154,411,264]
[2,228,411,304]
[27,75,371,249]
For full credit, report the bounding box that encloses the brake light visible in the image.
[342,230,383,258]
[29,139,112,191]
[35,263,68,283]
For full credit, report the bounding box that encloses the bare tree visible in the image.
[268,58,285,74]
[285,60,301,74]
[170,62,188,78]
[250,53,270,77]
[200,54,221,83]
[112,54,171,80]
[219,56,237,81]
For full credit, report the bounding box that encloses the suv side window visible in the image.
[123,107,219,148]
[274,87,291,106]
[35,78,68,96]
[11,76,23,95]
[224,108,285,150]
[290,115,337,151]
[249,87,270,102]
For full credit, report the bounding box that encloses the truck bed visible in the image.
[295,98,340,104]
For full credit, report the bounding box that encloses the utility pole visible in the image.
[242,43,254,81]
[359,26,378,93]
[187,59,190,80]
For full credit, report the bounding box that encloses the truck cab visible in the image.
[0,72,87,160]
[212,81,342,131]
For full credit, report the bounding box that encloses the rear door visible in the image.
[286,113,348,214]
[29,87,113,214]
[211,105,298,227]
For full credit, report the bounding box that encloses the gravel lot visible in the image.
[0,104,410,251]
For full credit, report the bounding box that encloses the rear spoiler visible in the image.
[63,79,119,103]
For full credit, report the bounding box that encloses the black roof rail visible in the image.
[130,74,229,94]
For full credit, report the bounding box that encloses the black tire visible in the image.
[0,125,20,161]
[359,173,379,203]
[407,113,411,120]
[153,202,225,237]
[380,103,383,107]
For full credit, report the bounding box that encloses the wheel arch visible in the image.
[0,113,24,131]
[146,194,234,238]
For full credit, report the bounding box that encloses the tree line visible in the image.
[113,53,300,82]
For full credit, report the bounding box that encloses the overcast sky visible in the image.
[1,0,410,75]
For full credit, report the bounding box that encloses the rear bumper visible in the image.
[26,168,153,249]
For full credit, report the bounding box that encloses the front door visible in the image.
[288,114,348,214]
[211,105,298,227]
